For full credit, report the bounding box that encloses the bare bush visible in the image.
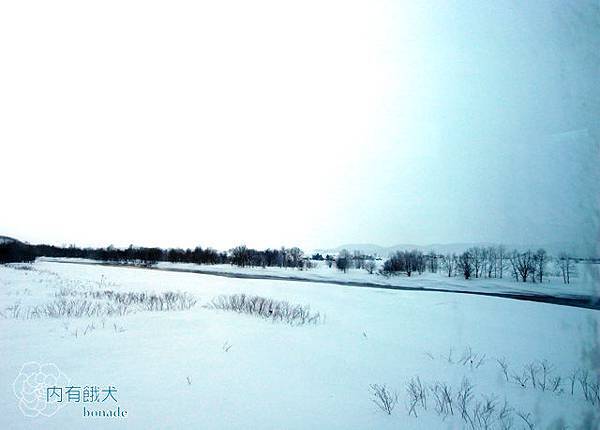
[516,410,535,430]
[73,290,197,311]
[113,322,126,333]
[208,294,321,325]
[3,290,196,319]
[525,362,540,389]
[511,370,530,389]
[538,360,553,391]
[456,377,475,424]
[549,376,563,394]
[32,299,114,318]
[498,399,514,430]
[496,357,510,382]
[568,368,580,395]
[589,380,600,406]
[459,346,486,370]
[443,347,454,364]
[7,263,36,271]
[406,376,428,417]
[369,384,398,415]
[472,394,497,430]
[578,369,590,401]
[139,291,197,311]
[521,360,557,392]
[402,376,538,430]
[430,382,454,418]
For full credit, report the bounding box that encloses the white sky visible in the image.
[1,1,598,252]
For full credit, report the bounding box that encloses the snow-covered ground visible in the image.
[41,257,600,303]
[1,261,599,429]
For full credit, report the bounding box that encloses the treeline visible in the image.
[0,240,228,265]
[379,246,577,284]
[0,238,581,284]
[229,245,311,269]
[440,246,576,284]
[0,240,313,269]
[0,240,37,264]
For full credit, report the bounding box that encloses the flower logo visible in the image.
[13,362,70,417]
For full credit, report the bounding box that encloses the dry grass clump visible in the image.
[208,294,321,325]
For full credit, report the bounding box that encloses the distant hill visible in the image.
[0,236,37,263]
[314,242,594,258]
[0,236,19,245]
[314,243,490,258]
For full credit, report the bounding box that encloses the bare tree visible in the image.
[533,249,549,283]
[414,250,426,275]
[441,253,456,277]
[335,249,352,273]
[364,260,376,274]
[468,247,484,278]
[556,252,575,284]
[289,247,304,268]
[568,368,580,395]
[496,245,507,278]
[427,250,439,273]
[458,251,473,280]
[353,250,365,270]
[382,250,424,277]
[230,245,250,267]
[325,254,334,268]
[485,246,496,278]
[481,247,489,278]
[509,250,534,282]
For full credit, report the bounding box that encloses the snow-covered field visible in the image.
[41,257,600,304]
[1,261,599,429]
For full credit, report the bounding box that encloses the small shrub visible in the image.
[516,410,535,430]
[370,384,398,415]
[459,346,486,369]
[430,382,454,418]
[3,290,197,319]
[406,376,428,417]
[208,294,321,325]
[456,377,474,423]
[496,357,510,382]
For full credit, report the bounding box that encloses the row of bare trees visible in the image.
[1,238,581,285]
[229,245,311,269]
[440,247,576,284]
[439,246,511,280]
[372,245,578,284]
[334,249,377,273]
[382,250,426,276]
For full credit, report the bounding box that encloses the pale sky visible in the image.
[1,1,598,253]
